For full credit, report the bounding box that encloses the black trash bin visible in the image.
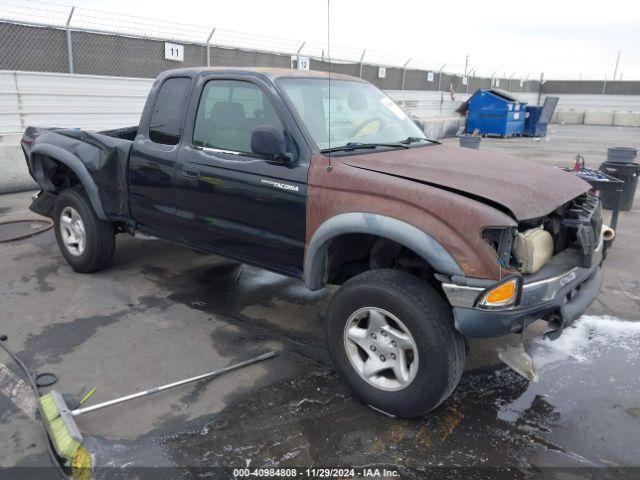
[607,147,637,163]
[459,135,481,149]
[599,161,640,211]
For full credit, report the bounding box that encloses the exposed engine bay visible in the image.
[484,193,609,275]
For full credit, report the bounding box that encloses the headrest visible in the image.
[210,101,245,125]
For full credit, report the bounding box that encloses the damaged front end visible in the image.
[483,193,607,274]
[441,193,610,341]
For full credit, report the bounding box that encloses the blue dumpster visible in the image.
[523,96,558,137]
[464,89,526,137]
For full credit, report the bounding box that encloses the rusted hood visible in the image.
[339,144,590,220]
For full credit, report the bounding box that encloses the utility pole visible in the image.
[463,54,469,78]
[613,50,621,81]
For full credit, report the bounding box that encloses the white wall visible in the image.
[386,90,640,118]
[0,71,153,134]
[2,70,640,136]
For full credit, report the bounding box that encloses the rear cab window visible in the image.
[149,77,192,145]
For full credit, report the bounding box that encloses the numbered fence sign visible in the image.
[378,67,386,79]
[297,56,310,71]
[165,43,184,62]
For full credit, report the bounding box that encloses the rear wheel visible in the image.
[53,188,115,273]
[325,269,465,417]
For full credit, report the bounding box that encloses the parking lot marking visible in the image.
[0,363,36,419]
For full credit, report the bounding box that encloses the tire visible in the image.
[325,269,465,417]
[53,188,115,273]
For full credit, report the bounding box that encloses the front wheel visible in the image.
[53,188,115,273]
[325,269,465,417]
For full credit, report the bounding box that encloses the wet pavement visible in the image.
[1,125,640,479]
[441,124,640,169]
[76,316,639,480]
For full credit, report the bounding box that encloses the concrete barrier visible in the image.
[0,134,38,194]
[416,116,464,140]
[556,111,585,124]
[584,111,614,126]
[613,112,640,127]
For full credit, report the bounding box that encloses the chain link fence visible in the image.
[0,0,550,94]
[1,1,639,95]
[0,20,546,94]
[1,22,69,73]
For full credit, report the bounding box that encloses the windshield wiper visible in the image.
[398,136,440,145]
[321,141,409,153]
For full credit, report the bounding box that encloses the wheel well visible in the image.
[325,234,438,287]
[38,155,82,191]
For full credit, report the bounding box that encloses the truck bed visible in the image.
[98,126,138,141]
[22,125,138,221]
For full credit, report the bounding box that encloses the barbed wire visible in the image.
[0,0,630,80]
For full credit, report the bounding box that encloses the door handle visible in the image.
[182,166,199,178]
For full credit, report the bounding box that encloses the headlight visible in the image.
[476,276,521,309]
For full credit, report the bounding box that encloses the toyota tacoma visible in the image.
[21,67,612,417]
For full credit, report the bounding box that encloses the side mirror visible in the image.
[251,125,293,162]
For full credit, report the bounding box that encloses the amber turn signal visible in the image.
[478,278,519,308]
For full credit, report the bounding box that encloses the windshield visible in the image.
[278,78,426,151]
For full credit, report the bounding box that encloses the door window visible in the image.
[193,80,284,154]
[149,77,191,145]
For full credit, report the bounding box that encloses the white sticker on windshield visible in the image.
[380,97,406,120]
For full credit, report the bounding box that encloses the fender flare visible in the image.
[30,143,108,220]
[304,212,464,290]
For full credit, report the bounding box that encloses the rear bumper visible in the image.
[444,236,605,338]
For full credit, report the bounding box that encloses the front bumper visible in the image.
[443,236,605,338]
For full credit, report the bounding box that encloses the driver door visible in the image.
[175,79,307,276]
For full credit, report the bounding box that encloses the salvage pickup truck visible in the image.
[21,68,612,417]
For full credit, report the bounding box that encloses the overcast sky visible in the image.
[29,0,640,79]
